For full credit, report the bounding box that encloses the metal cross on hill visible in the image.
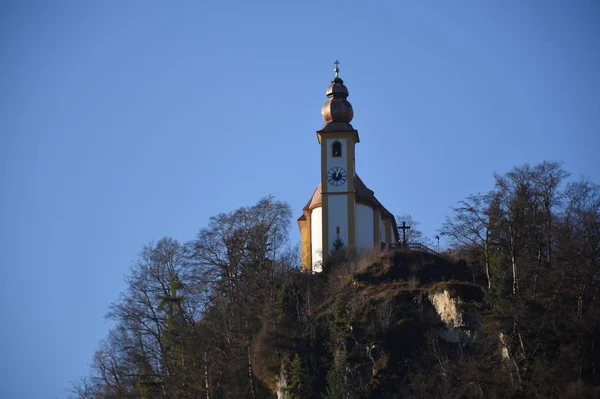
[398,221,411,245]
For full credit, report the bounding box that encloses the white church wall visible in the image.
[326,138,348,193]
[311,207,323,273]
[355,203,374,249]
[328,195,349,250]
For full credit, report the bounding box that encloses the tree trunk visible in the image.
[511,253,518,295]
[204,350,210,399]
[577,284,585,318]
[484,238,491,290]
[509,227,518,295]
[247,339,256,399]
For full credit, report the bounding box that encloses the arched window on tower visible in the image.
[332,141,342,157]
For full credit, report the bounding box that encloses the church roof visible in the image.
[298,175,396,224]
[297,183,322,222]
[306,182,322,210]
[355,175,395,220]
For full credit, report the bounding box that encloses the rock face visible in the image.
[499,332,511,360]
[428,289,477,345]
[276,365,289,399]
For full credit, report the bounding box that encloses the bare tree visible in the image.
[100,237,206,397]
[441,193,496,289]
[183,196,293,398]
[532,161,570,265]
[492,162,569,296]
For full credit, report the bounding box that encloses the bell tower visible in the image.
[316,61,360,266]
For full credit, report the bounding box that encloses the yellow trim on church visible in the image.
[346,135,356,248]
[317,130,359,145]
[320,139,329,264]
[299,209,312,272]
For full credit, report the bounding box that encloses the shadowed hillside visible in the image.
[253,248,491,399]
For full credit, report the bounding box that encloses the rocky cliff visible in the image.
[252,250,491,398]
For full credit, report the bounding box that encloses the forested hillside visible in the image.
[72,162,599,398]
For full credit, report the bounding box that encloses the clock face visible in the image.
[327,167,347,186]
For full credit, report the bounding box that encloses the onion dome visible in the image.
[321,61,354,125]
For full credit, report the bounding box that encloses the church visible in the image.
[298,63,399,273]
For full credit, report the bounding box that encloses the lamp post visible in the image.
[434,235,440,253]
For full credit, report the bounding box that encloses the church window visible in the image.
[332,141,342,157]
[336,226,340,235]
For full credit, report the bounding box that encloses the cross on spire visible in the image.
[334,60,340,78]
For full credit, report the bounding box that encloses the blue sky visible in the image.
[1,1,599,397]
